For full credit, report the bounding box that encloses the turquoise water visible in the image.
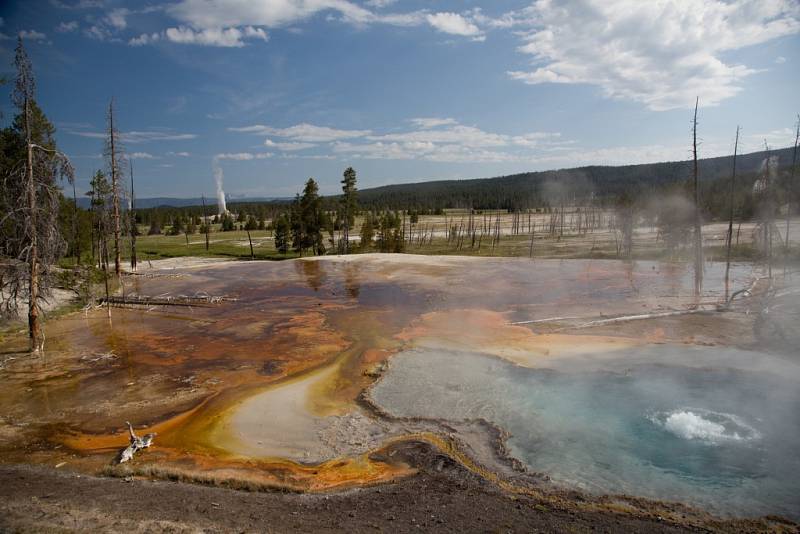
[370,346,800,519]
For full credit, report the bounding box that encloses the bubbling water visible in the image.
[650,409,761,444]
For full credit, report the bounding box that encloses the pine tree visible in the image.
[340,167,358,254]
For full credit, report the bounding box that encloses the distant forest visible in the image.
[133,145,796,226]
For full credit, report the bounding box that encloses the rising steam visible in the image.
[212,156,227,214]
[753,155,779,195]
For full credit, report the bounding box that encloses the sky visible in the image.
[0,0,798,199]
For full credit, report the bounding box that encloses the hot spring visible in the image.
[370,344,800,519]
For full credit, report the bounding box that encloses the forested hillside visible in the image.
[355,146,795,212]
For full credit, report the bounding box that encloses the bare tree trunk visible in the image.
[25,96,42,352]
[764,141,773,280]
[247,230,254,259]
[725,126,739,301]
[786,116,799,273]
[692,97,703,298]
[129,160,137,271]
[109,100,121,277]
[529,224,535,259]
[101,226,111,319]
[72,179,80,265]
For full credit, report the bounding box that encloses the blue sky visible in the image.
[0,0,798,198]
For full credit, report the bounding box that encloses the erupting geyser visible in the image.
[212,156,227,214]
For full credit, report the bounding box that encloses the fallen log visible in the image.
[117,422,156,464]
[100,292,237,309]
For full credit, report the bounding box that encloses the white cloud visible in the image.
[161,0,466,45]
[215,152,273,160]
[425,12,484,40]
[166,151,191,157]
[66,127,198,143]
[129,32,161,46]
[129,152,156,159]
[105,8,129,30]
[164,26,268,47]
[409,117,458,129]
[84,24,111,40]
[227,118,567,163]
[507,0,800,111]
[229,123,370,142]
[368,124,509,148]
[56,21,79,32]
[168,0,374,29]
[264,139,316,151]
[775,56,786,64]
[18,30,48,41]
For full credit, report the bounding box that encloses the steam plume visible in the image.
[212,156,227,214]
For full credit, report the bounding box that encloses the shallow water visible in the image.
[0,256,782,498]
[370,345,800,519]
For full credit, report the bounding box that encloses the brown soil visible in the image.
[2,441,795,534]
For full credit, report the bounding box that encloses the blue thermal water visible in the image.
[370,346,800,519]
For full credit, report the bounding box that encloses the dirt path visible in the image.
[2,455,784,534]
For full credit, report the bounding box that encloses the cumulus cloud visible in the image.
[426,12,484,40]
[164,26,268,47]
[506,0,800,111]
[156,0,451,46]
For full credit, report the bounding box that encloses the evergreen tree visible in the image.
[299,178,325,255]
[340,167,358,253]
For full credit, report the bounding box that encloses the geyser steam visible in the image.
[212,156,227,214]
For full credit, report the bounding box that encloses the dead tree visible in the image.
[129,160,137,271]
[692,97,703,297]
[106,99,124,277]
[786,115,799,270]
[762,141,774,279]
[71,178,80,265]
[117,421,156,464]
[0,38,74,352]
[725,126,740,300]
